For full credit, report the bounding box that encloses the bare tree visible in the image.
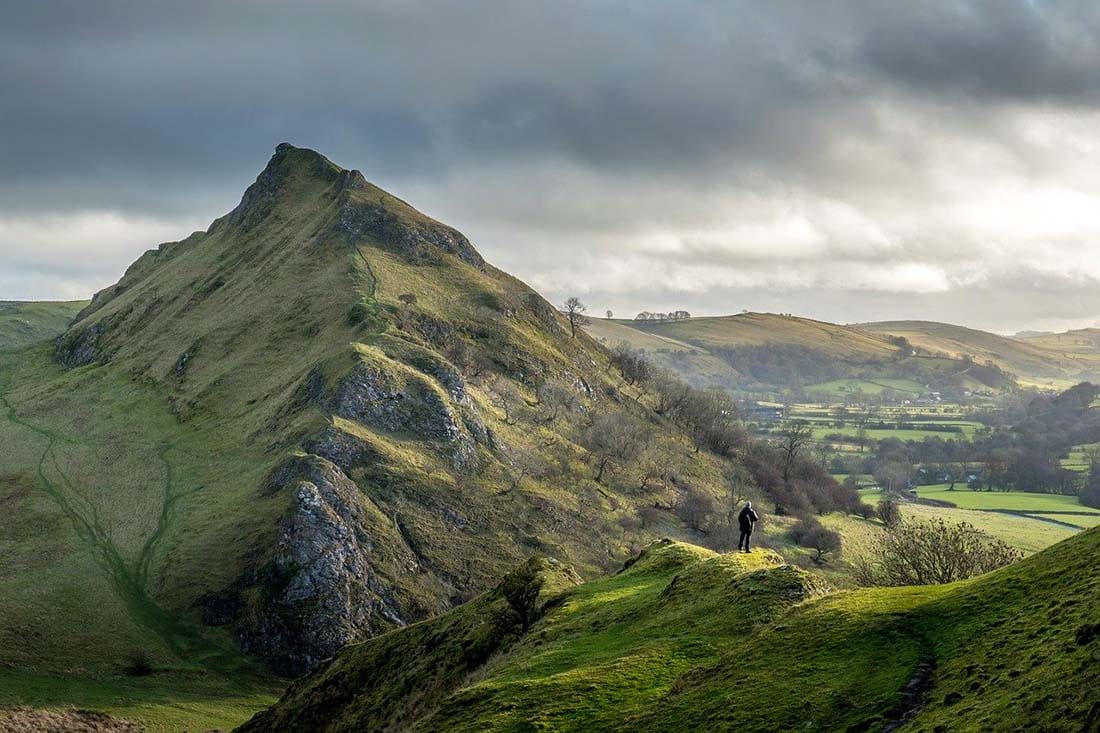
[536,379,579,424]
[605,309,614,320]
[791,518,842,564]
[562,297,589,338]
[609,344,652,387]
[676,485,718,532]
[777,420,814,485]
[638,445,675,492]
[584,412,648,483]
[488,377,525,426]
[877,495,902,529]
[638,504,665,529]
[505,445,544,491]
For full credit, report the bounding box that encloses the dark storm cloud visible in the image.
[4,1,1100,331]
[857,1,1100,102]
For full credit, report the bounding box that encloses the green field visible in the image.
[859,486,1084,553]
[809,424,981,441]
[1030,512,1100,529]
[0,670,278,732]
[902,503,1078,554]
[1060,442,1100,472]
[913,484,1099,513]
[805,378,925,396]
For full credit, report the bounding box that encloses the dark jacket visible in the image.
[738,506,759,532]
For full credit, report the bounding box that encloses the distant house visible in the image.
[744,404,784,421]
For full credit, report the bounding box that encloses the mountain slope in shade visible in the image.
[0,144,755,688]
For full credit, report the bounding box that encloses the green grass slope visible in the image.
[633,313,898,360]
[242,530,1100,732]
[0,301,87,350]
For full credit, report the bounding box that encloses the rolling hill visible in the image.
[0,301,87,350]
[588,313,1100,396]
[861,320,1100,386]
[0,145,801,728]
[241,529,1100,731]
[587,313,1010,396]
[583,317,744,389]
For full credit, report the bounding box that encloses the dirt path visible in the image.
[880,634,936,732]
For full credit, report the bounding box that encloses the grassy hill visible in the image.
[588,313,1100,395]
[860,320,1100,386]
[631,313,897,358]
[0,145,804,728]
[241,529,1100,731]
[0,301,87,350]
[583,318,743,389]
[587,314,1009,395]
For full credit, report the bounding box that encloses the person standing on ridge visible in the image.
[737,501,760,553]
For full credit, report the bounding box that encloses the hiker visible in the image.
[737,501,759,552]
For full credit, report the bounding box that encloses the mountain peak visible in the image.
[229,146,481,268]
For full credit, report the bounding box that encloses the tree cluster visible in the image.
[789,517,842,563]
[634,310,691,321]
[853,518,1021,586]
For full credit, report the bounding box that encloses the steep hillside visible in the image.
[0,301,86,349]
[0,145,789,726]
[242,529,1100,732]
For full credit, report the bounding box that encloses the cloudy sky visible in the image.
[5,1,1100,333]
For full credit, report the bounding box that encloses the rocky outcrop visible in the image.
[332,359,479,472]
[54,322,105,368]
[303,426,381,477]
[337,193,485,269]
[237,455,410,676]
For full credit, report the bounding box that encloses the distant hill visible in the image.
[860,320,1100,386]
[241,529,1100,731]
[1016,328,1100,375]
[583,317,744,389]
[586,313,1015,396]
[0,300,86,350]
[585,313,1100,396]
[633,312,898,359]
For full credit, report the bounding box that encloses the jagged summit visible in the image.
[223,142,484,268]
[61,144,489,368]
